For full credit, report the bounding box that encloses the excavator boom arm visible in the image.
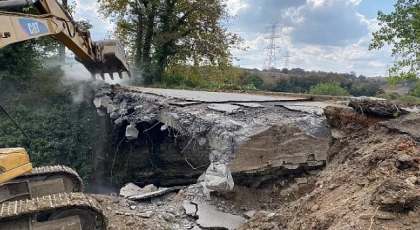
[0,0,130,79]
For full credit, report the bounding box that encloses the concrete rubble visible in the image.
[94,85,332,192]
[120,183,184,201]
[193,201,246,230]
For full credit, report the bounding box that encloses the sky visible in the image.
[71,0,397,77]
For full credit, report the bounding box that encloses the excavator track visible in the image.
[0,192,107,229]
[0,165,84,204]
[22,165,84,192]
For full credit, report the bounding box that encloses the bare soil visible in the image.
[239,106,420,230]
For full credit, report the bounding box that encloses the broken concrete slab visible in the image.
[380,113,420,142]
[208,104,241,113]
[234,102,264,108]
[193,201,246,230]
[95,85,332,191]
[127,87,309,103]
[183,201,197,216]
[126,186,185,201]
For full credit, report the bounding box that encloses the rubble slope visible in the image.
[240,105,420,230]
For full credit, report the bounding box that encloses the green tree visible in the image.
[309,81,350,96]
[369,0,420,82]
[242,74,264,89]
[98,0,243,85]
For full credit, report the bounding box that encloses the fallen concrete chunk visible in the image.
[244,210,256,218]
[120,183,144,198]
[205,163,234,191]
[107,104,117,114]
[183,201,197,216]
[127,186,185,201]
[125,124,139,140]
[194,201,246,230]
[137,211,154,218]
[208,104,241,113]
[93,95,111,108]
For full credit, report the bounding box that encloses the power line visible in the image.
[263,22,282,70]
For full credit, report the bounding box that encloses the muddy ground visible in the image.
[89,103,420,230]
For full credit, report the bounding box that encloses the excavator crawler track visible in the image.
[0,192,107,229]
[22,165,84,192]
[0,165,84,204]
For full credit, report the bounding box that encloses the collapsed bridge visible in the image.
[93,84,333,192]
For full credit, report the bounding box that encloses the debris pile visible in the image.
[94,85,331,191]
[240,103,420,229]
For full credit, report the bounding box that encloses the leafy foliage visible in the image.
[242,74,264,89]
[0,99,101,183]
[309,81,351,96]
[271,73,384,96]
[98,0,244,85]
[369,0,420,82]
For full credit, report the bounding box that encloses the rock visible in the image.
[267,213,276,218]
[94,95,111,108]
[126,219,135,226]
[143,184,158,193]
[295,177,308,184]
[120,183,144,198]
[371,179,420,212]
[310,204,320,212]
[138,211,154,218]
[328,184,339,190]
[126,124,139,140]
[397,154,417,170]
[107,207,112,211]
[191,226,202,230]
[194,201,246,230]
[205,163,234,191]
[244,210,256,218]
[198,137,207,146]
[162,212,176,223]
[130,205,136,210]
[183,201,197,216]
[406,176,418,187]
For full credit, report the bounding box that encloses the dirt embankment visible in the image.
[240,103,420,230]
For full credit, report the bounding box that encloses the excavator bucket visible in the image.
[77,39,131,80]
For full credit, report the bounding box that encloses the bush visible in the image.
[242,74,264,89]
[309,81,350,96]
[377,92,400,100]
[395,95,420,104]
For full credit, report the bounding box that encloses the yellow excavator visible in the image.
[0,0,131,229]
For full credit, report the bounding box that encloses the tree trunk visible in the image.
[142,1,157,85]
